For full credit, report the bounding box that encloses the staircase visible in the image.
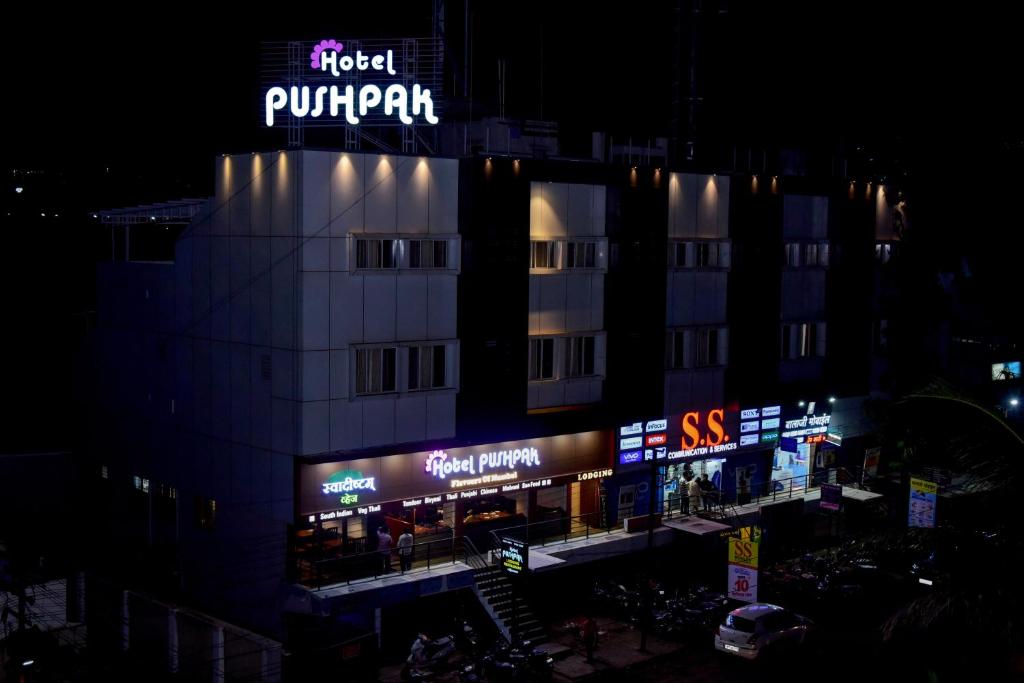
[471,565,547,645]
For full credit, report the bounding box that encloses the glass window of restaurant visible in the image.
[661,458,726,514]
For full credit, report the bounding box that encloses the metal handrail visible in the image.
[488,511,612,551]
[308,532,459,590]
[662,466,865,519]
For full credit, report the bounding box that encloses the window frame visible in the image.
[354,346,399,395]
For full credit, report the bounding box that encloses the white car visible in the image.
[714,603,813,660]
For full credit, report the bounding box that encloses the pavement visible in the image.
[547,615,684,681]
[376,615,686,682]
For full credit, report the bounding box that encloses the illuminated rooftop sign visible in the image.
[263,38,441,128]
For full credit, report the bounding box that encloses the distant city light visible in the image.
[798,400,806,407]
[15,187,23,193]
[1012,399,1020,407]
[22,660,34,667]
[828,397,836,403]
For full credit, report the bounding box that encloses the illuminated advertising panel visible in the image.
[261,38,443,128]
[299,430,611,518]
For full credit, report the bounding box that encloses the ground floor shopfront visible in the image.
[290,430,614,585]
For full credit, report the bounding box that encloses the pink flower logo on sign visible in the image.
[310,39,343,70]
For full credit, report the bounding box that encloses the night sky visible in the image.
[1,3,1021,451]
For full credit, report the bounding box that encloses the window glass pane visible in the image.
[673,331,685,368]
[369,348,381,392]
[409,240,421,268]
[586,243,596,268]
[356,349,368,393]
[382,240,395,268]
[708,329,718,365]
[567,242,577,268]
[408,346,420,390]
[675,243,686,267]
[434,240,447,268]
[541,338,554,378]
[530,339,540,380]
[583,336,595,375]
[357,240,368,268]
[382,348,396,391]
[432,345,446,388]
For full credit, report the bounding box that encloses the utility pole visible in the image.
[639,454,659,653]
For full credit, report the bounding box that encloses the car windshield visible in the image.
[724,614,756,633]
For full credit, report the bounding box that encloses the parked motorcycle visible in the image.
[401,632,457,681]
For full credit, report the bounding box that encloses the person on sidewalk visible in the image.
[377,526,393,574]
[687,475,703,515]
[700,473,716,512]
[397,528,414,572]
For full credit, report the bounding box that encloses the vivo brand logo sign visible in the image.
[619,450,643,465]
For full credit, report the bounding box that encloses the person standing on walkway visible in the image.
[687,476,702,515]
[700,473,716,512]
[738,473,751,505]
[377,526,393,574]
[397,528,414,572]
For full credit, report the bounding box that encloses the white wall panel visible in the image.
[300,401,329,455]
[396,275,429,341]
[330,273,363,346]
[363,276,398,342]
[330,153,365,236]
[396,157,430,233]
[300,350,330,402]
[427,158,459,233]
[427,274,457,340]
[364,156,398,232]
[301,272,330,350]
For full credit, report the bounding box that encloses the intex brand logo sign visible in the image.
[425,447,541,480]
[265,39,439,127]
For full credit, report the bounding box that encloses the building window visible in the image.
[530,241,556,269]
[355,347,397,395]
[133,475,150,493]
[566,242,597,269]
[785,243,802,267]
[408,344,447,390]
[355,238,398,269]
[196,497,216,531]
[673,242,689,268]
[787,242,830,268]
[875,242,894,264]
[565,336,596,377]
[696,328,719,367]
[782,322,826,359]
[671,240,730,268]
[529,337,555,380]
[668,328,727,369]
[668,330,690,369]
[409,239,448,269]
[101,465,109,480]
